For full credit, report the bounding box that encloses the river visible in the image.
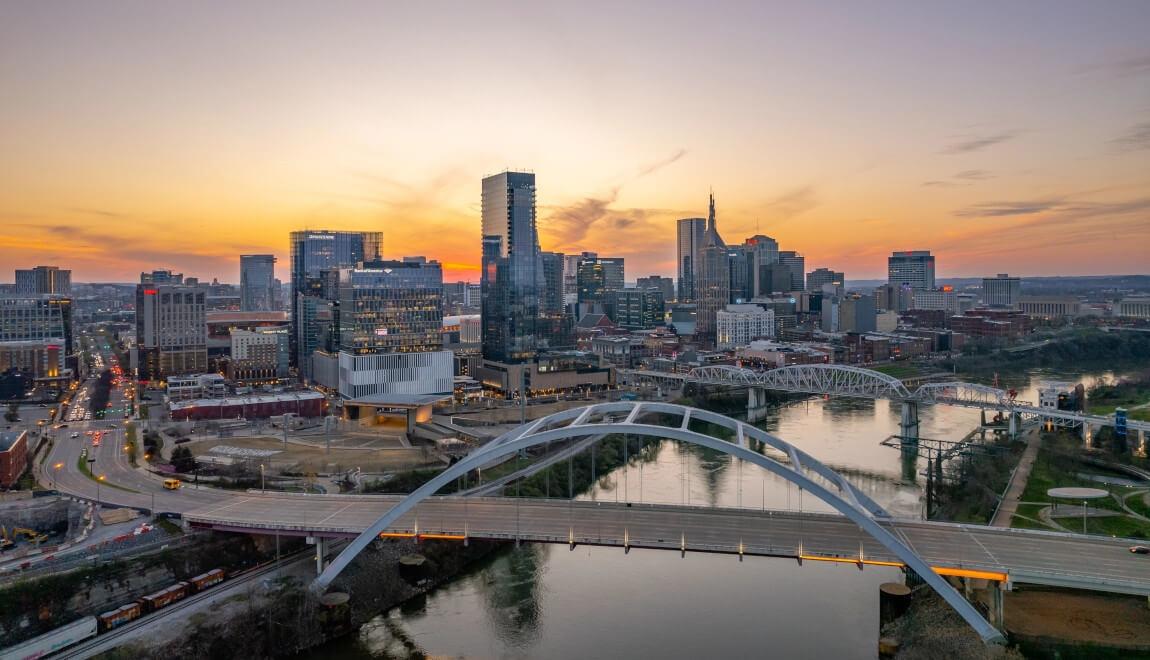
[320,368,1117,659]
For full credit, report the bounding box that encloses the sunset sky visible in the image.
[2,1,1148,284]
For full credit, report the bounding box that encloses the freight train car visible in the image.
[189,568,225,591]
[139,581,190,613]
[97,602,142,631]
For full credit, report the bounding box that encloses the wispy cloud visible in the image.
[1081,53,1150,78]
[954,169,995,181]
[940,131,1017,155]
[761,185,819,221]
[542,149,688,249]
[1113,121,1150,152]
[922,180,958,188]
[954,197,1150,219]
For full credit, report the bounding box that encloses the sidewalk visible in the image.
[990,431,1041,527]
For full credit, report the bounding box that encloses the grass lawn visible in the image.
[869,363,923,379]
[1126,492,1150,518]
[76,455,140,493]
[1081,514,1150,539]
[1011,503,1054,531]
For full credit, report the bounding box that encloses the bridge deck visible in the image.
[184,494,1149,595]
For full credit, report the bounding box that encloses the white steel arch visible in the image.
[312,401,1004,644]
[680,364,913,399]
[912,382,1018,407]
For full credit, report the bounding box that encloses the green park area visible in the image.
[1011,431,1150,539]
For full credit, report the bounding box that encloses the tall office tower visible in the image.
[726,245,752,303]
[636,275,676,302]
[609,288,666,330]
[888,251,936,290]
[15,266,72,296]
[0,295,73,379]
[576,255,626,305]
[539,250,573,349]
[561,253,588,306]
[540,252,565,315]
[694,193,729,341]
[135,272,208,381]
[240,255,277,312]
[982,273,1021,307]
[677,217,707,302]
[481,171,544,364]
[807,268,845,293]
[288,230,381,369]
[743,235,779,298]
[778,251,806,292]
[329,258,452,397]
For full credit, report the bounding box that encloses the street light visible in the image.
[260,463,266,492]
[96,474,106,509]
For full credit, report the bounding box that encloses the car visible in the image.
[1130,545,1150,555]
[71,432,80,438]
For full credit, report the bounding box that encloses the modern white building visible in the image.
[910,288,958,314]
[337,350,454,398]
[982,274,1021,307]
[716,304,775,350]
[888,251,935,290]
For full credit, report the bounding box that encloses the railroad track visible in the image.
[55,548,315,659]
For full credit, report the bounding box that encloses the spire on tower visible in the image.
[707,188,716,230]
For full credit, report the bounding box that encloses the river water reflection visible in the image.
[326,369,1115,659]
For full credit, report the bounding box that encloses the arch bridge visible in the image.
[312,401,1005,644]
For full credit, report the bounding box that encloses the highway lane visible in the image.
[182,494,1150,594]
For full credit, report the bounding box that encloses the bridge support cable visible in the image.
[312,402,1004,644]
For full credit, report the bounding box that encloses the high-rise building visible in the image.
[888,251,936,290]
[716,304,775,350]
[15,266,71,296]
[635,275,675,302]
[694,193,729,341]
[0,295,73,379]
[727,245,753,303]
[609,288,665,330]
[540,251,566,316]
[743,235,779,298]
[326,258,452,397]
[562,253,585,306]
[289,230,381,370]
[807,268,844,294]
[982,273,1021,308]
[576,255,625,307]
[822,294,876,333]
[135,271,208,381]
[677,217,707,302]
[481,171,544,364]
[240,255,277,312]
[778,251,805,292]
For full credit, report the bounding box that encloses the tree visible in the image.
[171,446,197,473]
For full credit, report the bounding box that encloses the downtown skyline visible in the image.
[3,1,1150,283]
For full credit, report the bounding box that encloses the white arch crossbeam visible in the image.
[312,402,1004,644]
[913,381,1021,408]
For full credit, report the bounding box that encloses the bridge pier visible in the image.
[988,580,1005,631]
[900,401,919,446]
[308,536,329,575]
[1008,412,1018,440]
[747,387,768,423]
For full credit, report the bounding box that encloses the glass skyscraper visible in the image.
[240,254,277,311]
[481,171,544,364]
[289,230,381,368]
[888,250,936,290]
[677,218,707,302]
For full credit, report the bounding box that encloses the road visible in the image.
[182,492,1150,596]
